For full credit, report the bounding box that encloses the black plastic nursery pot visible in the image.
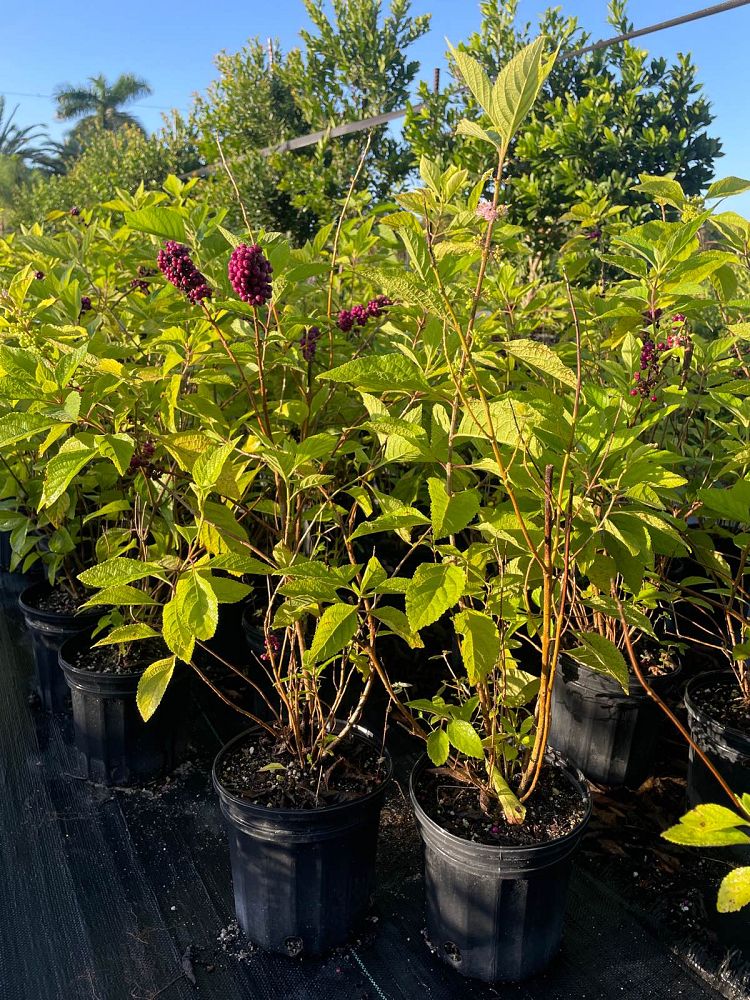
[684,671,750,808]
[212,726,392,957]
[548,658,680,787]
[58,636,190,785]
[409,754,591,983]
[18,582,102,712]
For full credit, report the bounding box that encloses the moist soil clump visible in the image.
[414,764,587,847]
[216,730,388,809]
[72,638,168,676]
[691,675,750,734]
[30,586,85,615]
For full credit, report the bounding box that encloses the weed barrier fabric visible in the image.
[0,573,730,1000]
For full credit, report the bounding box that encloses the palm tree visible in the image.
[53,73,153,134]
[0,96,47,161]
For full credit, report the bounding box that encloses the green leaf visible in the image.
[426,728,450,766]
[636,174,686,209]
[449,46,492,115]
[456,118,498,148]
[718,867,750,913]
[662,804,750,848]
[488,36,555,146]
[308,603,358,664]
[706,176,750,201]
[193,442,234,490]
[176,571,219,641]
[446,719,484,759]
[504,339,577,388]
[361,267,453,325]
[80,584,158,608]
[350,507,430,541]
[94,623,159,646]
[405,563,466,632]
[98,434,135,476]
[453,609,499,684]
[162,594,195,662]
[40,438,97,508]
[371,606,424,649]
[428,478,480,539]
[136,656,176,721]
[568,633,630,692]
[206,576,252,603]
[79,557,161,589]
[0,412,61,448]
[319,354,428,393]
[124,207,187,243]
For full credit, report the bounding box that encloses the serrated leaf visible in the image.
[371,606,424,649]
[706,176,750,201]
[446,719,484,759]
[136,656,176,721]
[94,623,159,646]
[428,478,480,539]
[717,867,750,913]
[124,207,187,242]
[504,339,577,388]
[206,576,252,603]
[308,603,358,664]
[449,45,492,114]
[176,571,219,642]
[79,557,162,589]
[98,433,135,476]
[427,728,450,766]
[40,438,97,508]
[193,442,234,490]
[162,594,195,662]
[80,584,159,608]
[455,118,497,148]
[488,37,554,145]
[361,266,453,324]
[662,803,750,848]
[405,563,466,632]
[350,507,430,541]
[319,354,428,393]
[636,174,686,208]
[568,632,630,692]
[453,609,499,684]
[0,412,62,448]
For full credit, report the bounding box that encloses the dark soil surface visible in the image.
[690,675,750,734]
[216,730,389,809]
[414,764,588,847]
[72,637,168,675]
[28,586,84,615]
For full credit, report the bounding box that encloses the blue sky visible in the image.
[3,1,749,211]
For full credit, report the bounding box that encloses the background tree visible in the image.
[404,0,722,263]
[0,96,49,162]
[190,0,430,240]
[53,73,153,138]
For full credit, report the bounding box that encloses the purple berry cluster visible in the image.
[299,326,321,362]
[260,634,282,662]
[630,315,689,402]
[79,295,92,315]
[128,440,161,479]
[228,243,273,306]
[585,228,602,242]
[157,241,212,304]
[129,266,158,295]
[337,295,392,333]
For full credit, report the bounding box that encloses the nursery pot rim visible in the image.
[685,669,750,745]
[212,722,393,820]
[560,651,682,696]
[19,580,100,623]
[58,632,157,682]
[409,750,592,860]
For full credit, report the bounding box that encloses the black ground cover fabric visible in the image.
[0,571,732,1000]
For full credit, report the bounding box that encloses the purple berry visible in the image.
[157,241,212,304]
[299,326,321,362]
[79,295,92,314]
[34,270,44,280]
[70,206,81,217]
[227,243,273,306]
